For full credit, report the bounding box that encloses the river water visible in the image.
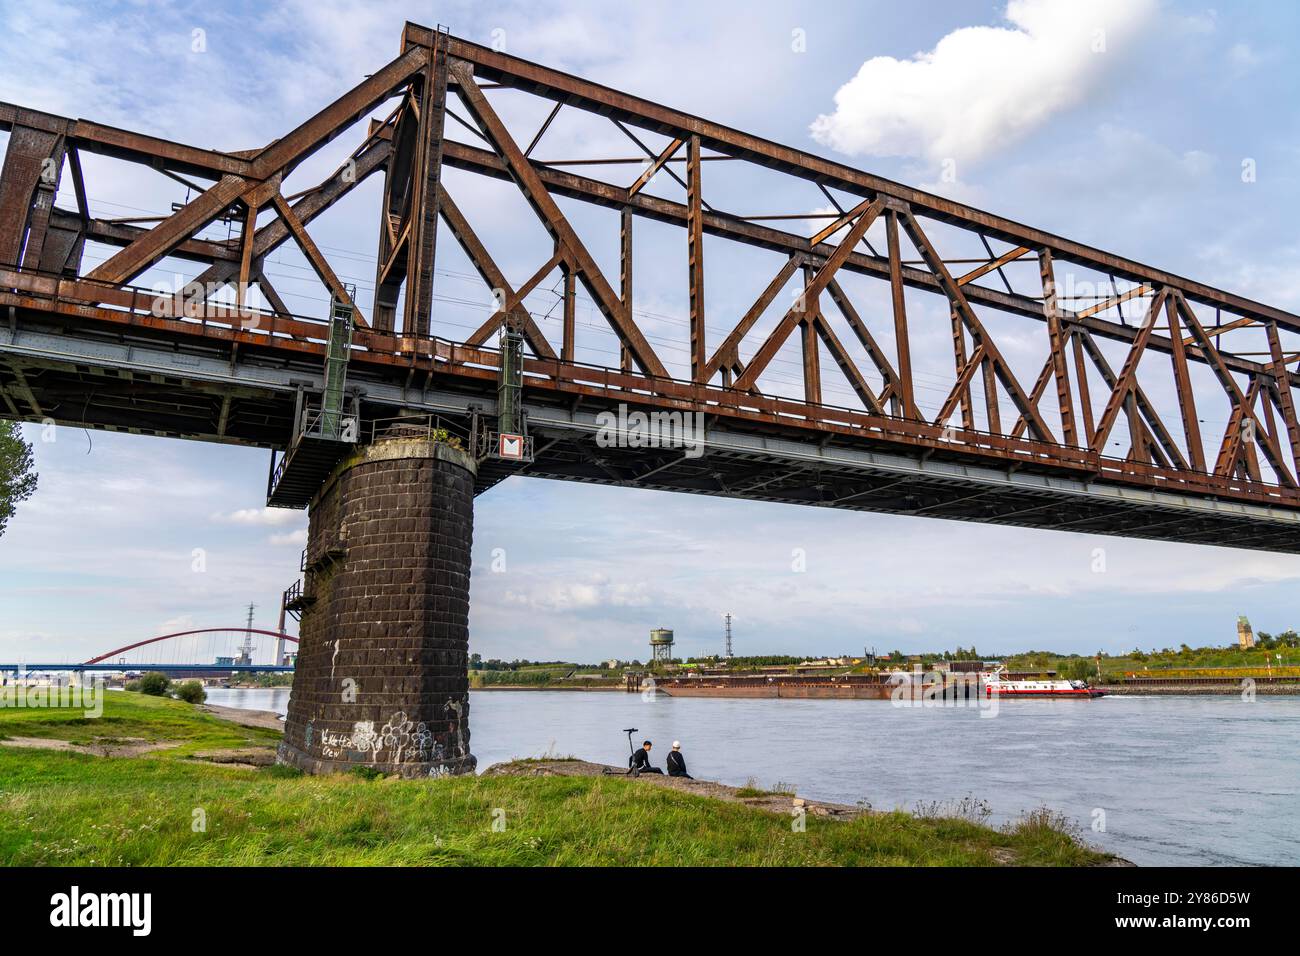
[204,687,1300,866]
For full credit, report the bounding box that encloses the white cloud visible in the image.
[1194,241,1300,313]
[269,528,309,547]
[810,0,1157,164]
[212,508,301,526]
[911,175,988,206]
[1177,10,1218,36]
[156,614,196,636]
[1227,42,1263,74]
[803,204,848,243]
[501,573,654,612]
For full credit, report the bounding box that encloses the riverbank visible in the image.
[0,692,1118,866]
[199,703,285,729]
[472,684,622,692]
[1098,683,1300,695]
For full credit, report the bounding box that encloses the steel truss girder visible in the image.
[2,19,1299,526]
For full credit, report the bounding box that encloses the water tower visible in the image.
[649,627,675,665]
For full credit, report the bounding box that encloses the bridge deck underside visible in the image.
[4,313,1300,553]
[0,320,293,445]
[488,431,1300,554]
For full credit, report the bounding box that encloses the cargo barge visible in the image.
[631,666,1104,701]
[645,673,896,700]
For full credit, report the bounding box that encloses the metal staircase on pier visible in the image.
[282,579,313,620]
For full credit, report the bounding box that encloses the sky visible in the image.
[3,0,1300,665]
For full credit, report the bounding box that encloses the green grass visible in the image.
[0,690,279,756]
[734,777,797,798]
[0,692,1112,866]
[469,668,619,688]
[1005,643,1300,682]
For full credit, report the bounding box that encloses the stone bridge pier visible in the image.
[278,433,477,777]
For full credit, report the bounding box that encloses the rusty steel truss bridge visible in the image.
[3,21,1300,551]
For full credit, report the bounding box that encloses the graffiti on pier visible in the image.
[317,711,439,763]
[444,698,467,758]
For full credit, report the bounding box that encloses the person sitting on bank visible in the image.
[666,740,692,779]
[631,740,663,775]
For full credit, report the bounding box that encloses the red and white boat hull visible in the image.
[981,667,1105,699]
[985,686,1105,698]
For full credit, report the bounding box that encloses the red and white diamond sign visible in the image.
[498,433,525,460]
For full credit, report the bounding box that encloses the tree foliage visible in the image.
[0,421,37,537]
[1058,657,1095,681]
[138,672,171,696]
[173,680,206,704]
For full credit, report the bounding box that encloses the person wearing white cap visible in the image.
[666,740,692,779]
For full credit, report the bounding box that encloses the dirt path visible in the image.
[0,706,282,764]
[187,747,277,770]
[0,736,180,757]
[200,704,285,731]
[483,758,866,819]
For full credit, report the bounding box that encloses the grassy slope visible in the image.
[1006,648,1300,681]
[0,692,1109,866]
[0,690,280,754]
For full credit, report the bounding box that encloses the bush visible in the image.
[123,680,141,692]
[138,672,171,696]
[174,680,206,704]
[914,794,992,825]
[1007,806,1083,842]
[1059,657,1095,682]
[429,427,463,450]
